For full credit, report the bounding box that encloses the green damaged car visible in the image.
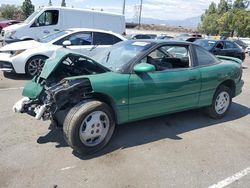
[13,40,244,154]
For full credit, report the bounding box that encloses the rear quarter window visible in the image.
[195,46,220,66]
[93,32,121,45]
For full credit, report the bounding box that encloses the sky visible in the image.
[1,0,222,20]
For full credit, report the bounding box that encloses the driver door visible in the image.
[31,10,60,39]
[128,44,201,121]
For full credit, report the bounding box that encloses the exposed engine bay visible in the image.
[13,53,108,125]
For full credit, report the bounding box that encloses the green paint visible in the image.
[21,48,244,124]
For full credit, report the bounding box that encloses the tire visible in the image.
[63,100,115,155]
[206,85,232,119]
[25,55,48,78]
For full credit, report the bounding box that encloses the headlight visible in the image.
[10,49,26,57]
[5,30,16,38]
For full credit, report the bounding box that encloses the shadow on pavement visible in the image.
[36,102,250,158]
[37,124,68,148]
[3,72,30,80]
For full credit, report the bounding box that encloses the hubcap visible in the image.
[215,91,230,114]
[79,111,110,147]
[27,58,45,76]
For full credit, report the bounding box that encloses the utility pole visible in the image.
[122,0,126,15]
[48,0,52,6]
[138,0,143,28]
[61,0,66,7]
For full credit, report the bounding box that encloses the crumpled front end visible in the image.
[13,77,92,121]
[13,49,108,122]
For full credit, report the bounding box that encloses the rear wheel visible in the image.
[63,100,115,155]
[206,85,232,119]
[25,55,48,77]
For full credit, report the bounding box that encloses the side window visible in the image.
[195,46,219,66]
[68,32,93,45]
[113,36,122,44]
[225,41,237,49]
[215,42,224,49]
[141,45,190,71]
[93,32,115,45]
[36,10,59,26]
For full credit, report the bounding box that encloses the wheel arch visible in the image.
[25,54,49,69]
[25,54,49,77]
[217,79,236,97]
[91,92,119,124]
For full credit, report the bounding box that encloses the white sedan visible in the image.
[0,28,126,77]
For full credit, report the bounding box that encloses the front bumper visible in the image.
[0,53,15,72]
[0,60,15,72]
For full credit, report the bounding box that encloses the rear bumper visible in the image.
[235,80,244,97]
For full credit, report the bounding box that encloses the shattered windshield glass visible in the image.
[91,40,154,72]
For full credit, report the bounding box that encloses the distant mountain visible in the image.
[126,16,201,29]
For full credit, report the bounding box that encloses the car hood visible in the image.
[22,48,109,99]
[40,48,109,79]
[2,22,26,31]
[0,40,42,51]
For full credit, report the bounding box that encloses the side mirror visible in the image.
[134,63,156,73]
[62,40,71,48]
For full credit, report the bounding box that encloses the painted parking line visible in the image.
[60,166,76,171]
[0,87,24,91]
[208,167,250,188]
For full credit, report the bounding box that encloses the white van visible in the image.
[0,6,125,43]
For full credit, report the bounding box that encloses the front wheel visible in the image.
[25,55,48,77]
[63,100,115,155]
[206,85,232,119]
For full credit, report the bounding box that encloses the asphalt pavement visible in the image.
[0,56,249,188]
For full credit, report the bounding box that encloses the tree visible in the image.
[233,0,246,9]
[199,0,250,37]
[48,0,52,6]
[217,0,230,14]
[0,4,18,19]
[61,0,66,7]
[21,0,34,19]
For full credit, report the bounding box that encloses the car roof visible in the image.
[65,28,127,40]
[197,39,236,43]
[130,39,192,45]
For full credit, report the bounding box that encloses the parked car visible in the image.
[232,39,248,51]
[194,39,245,61]
[0,28,126,77]
[0,6,125,44]
[13,40,244,155]
[128,34,157,40]
[246,45,250,54]
[0,20,21,32]
[156,34,174,40]
[239,38,250,53]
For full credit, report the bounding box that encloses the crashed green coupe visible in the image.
[13,40,244,154]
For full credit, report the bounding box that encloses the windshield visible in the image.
[91,40,154,72]
[39,30,69,43]
[194,40,216,50]
[24,9,42,24]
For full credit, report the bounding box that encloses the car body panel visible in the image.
[128,68,201,120]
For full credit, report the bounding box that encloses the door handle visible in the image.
[189,76,197,81]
